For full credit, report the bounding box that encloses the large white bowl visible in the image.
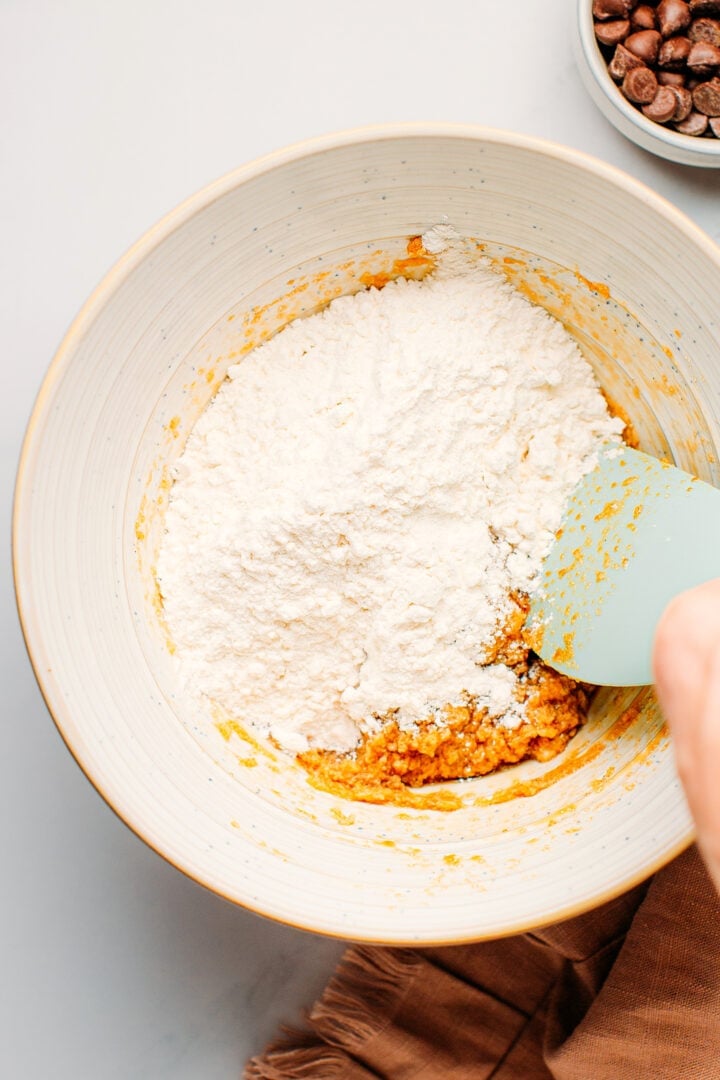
[14,125,720,944]
[575,0,720,168]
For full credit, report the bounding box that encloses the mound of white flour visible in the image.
[157,232,623,753]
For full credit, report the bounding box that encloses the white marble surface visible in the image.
[1,2,718,1076]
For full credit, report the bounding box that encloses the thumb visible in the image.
[653,579,720,895]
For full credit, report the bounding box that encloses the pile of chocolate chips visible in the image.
[593,0,720,137]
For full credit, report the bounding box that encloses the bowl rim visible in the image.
[576,0,720,161]
[13,121,706,942]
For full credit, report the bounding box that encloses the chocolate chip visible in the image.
[625,28,663,60]
[670,83,694,115]
[595,17,633,44]
[674,108,710,130]
[642,84,680,117]
[687,39,720,64]
[658,35,692,65]
[624,65,660,99]
[688,16,720,43]
[689,0,720,16]
[594,0,634,17]
[692,75,720,111]
[609,42,647,79]
[632,4,659,27]
[657,0,692,36]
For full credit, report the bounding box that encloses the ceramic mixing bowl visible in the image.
[14,124,720,943]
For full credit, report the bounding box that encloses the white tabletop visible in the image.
[2,2,718,1077]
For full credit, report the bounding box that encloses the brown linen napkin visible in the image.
[246,845,720,1079]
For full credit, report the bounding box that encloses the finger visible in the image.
[691,637,720,892]
[653,579,720,891]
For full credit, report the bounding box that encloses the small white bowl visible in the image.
[14,125,720,944]
[575,0,720,168]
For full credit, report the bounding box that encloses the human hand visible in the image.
[653,579,720,895]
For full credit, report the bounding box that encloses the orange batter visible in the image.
[300,596,591,805]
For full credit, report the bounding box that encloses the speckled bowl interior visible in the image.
[14,125,720,943]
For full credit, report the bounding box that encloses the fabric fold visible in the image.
[247,846,720,1080]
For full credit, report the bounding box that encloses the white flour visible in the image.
[157,229,623,754]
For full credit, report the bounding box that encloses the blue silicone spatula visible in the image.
[528,446,720,686]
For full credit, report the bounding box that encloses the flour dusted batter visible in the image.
[157,228,624,787]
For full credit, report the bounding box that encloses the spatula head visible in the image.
[528,447,720,686]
